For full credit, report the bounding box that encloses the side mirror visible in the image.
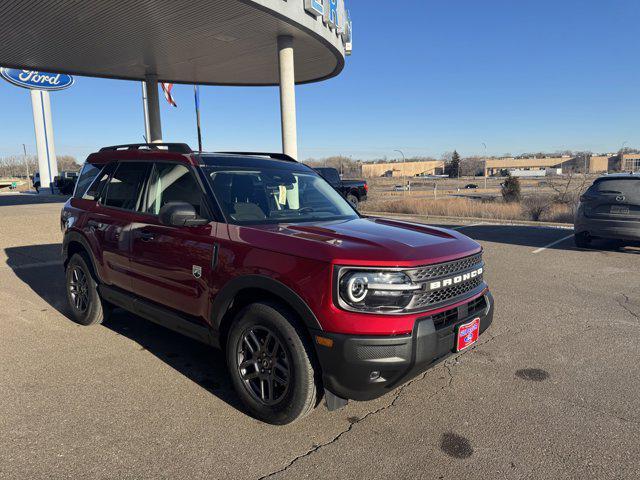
[159,202,209,227]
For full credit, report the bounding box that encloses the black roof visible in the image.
[198,153,310,171]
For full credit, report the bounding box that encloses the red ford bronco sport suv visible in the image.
[61,143,493,424]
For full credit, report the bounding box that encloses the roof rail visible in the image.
[215,151,297,162]
[99,143,193,154]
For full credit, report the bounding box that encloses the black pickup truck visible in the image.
[314,167,368,207]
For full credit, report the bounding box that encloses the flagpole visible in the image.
[194,85,203,152]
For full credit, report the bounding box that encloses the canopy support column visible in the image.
[144,74,163,143]
[278,36,298,160]
[30,89,58,194]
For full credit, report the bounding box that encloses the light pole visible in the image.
[394,150,406,191]
[482,142,488,189]
[620,141,628,171]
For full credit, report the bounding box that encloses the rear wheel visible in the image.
[574,231,592,248]
[347,194,359,208]
[226,302,318,425]
[65,253,111,325]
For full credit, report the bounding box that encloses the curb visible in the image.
[361,211,573,229]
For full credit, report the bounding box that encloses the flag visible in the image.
[161,82,177,107]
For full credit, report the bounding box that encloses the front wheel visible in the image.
[65,253,111,325]
[226,302,318,425]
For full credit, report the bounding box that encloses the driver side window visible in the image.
[145,163,204,216]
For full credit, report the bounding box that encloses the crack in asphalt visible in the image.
[256,371,428,480]
[257,329,511,480]
[617,294,639,321]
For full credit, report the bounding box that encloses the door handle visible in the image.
[139,231,155,242]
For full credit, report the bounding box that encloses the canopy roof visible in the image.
[0,0,346,85]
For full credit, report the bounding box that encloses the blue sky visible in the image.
[1,0,639,161]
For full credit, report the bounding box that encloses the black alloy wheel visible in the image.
[65,253,111,326]
[236,326,291,405]
[68,265,90,313]
[226,302,319,424]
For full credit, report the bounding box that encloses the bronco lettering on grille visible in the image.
[428,267,483,291]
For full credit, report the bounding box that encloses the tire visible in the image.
[226,302,318,425]
[574,231,591,248]
[347,194,359,208]
[65,253,111,326]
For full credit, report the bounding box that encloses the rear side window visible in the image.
[73,163,102,198]
[83,163,116,201]
[102,162,149,210]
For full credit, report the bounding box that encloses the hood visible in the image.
[227,217,481,267]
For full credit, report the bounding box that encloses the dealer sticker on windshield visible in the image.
[456,318,480,352]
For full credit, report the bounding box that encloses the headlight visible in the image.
[338,270,422,312]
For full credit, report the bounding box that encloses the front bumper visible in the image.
[313,291,494,401]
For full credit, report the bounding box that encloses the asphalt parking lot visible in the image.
[1,194,639,480]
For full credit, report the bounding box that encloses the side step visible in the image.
[98,284,216,347]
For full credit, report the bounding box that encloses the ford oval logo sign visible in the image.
[0,68,74,91]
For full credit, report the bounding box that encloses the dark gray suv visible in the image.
[575,173,640,247]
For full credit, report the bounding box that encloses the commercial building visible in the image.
[484,155,622,176]
[362,160,445,178]
[484,157,573,176]
[585,156,612,173]
[622,154,640,172]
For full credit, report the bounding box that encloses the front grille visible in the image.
[432,307,459,328]
[407,253,483,282]
[467,295,487,316]
[412,275,484,309]
[428,294,488,330]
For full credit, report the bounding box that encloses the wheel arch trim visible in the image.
[211,275,323,333]
[63,231,102,282]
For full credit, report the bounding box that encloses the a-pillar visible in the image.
[278,36,298,160]
[144,74,163,143]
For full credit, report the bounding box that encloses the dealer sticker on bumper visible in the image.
[456,318,480,352]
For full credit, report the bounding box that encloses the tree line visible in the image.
[0,155,79,178]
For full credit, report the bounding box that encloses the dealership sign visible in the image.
[304,0,352,54]
[0,67,74,91]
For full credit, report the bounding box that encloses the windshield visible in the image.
[204,167,359,225]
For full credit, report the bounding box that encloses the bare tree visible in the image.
[548,171,590,204]
[304,156,361,178]
[0,154,79,178]
[523,195,552,221]
[460,158,484,176]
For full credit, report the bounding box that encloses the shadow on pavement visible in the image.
[4,243,243,413]
[432,223,640,254]
[0,193,69,206]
